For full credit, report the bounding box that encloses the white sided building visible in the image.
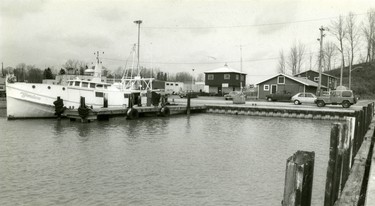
[165,82,184,94]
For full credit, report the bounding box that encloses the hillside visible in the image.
[325,63,375,99]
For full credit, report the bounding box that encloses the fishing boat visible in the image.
[6,47,155,119]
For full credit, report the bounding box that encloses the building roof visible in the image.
[257,73,327,88]
[295,69,338,79]
[204,64,246,74]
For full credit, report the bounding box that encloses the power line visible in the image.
[143,12,372,30]
[102,51,320,65]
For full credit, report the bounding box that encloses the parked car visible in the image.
[224,91,242,100]
[291,92,317,105]
[316,89,357,108]
[266,93,292,102]
[179,90,198,98]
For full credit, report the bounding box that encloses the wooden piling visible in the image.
[146,90,151,106]
[80,96,85,108]
[282,150,315,206]
[324,123,341,206]
[340,122,350,192]
[186,92,191,115]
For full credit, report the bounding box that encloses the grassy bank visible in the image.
[325,63,375,99]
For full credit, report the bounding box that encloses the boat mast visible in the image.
[93,51,103,82]
[134,20,142,76]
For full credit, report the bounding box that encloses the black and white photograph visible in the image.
[1,0,375,205]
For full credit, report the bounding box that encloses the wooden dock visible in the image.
[64,105,207,122]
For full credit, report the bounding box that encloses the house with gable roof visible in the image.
[294,69,338,90]
[204,64,246,95]
[256,73,326,100]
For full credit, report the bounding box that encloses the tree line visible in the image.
[2,59,204,83]
[278,9,375,78]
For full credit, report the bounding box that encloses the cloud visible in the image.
[95,7,128,22]
[36,31,113,48]
[0,0,45,19]
[253,1,299,34]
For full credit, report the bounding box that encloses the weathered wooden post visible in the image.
[340,121,350,192]
[360,109,365,142]
[282,150,315,206]
[346,117,356,168]
[80,96,85,108]
[186,92,191,115]
[146,90,151,106]
[324,123,341,206]
[103,94,108,108]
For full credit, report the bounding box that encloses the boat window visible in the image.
[69,81,73,86]
[82,82,89,88]
[90,83,95,88]
[47,86,51,89]
[175,84,178,86]
[124,94,130,98]
[96,84,103,88]
[95,92,104,97]
[104,85,108,89]
[75,81,80,86]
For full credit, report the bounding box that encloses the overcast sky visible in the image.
[1,0,375,84]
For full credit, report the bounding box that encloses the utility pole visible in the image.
[239,45,243,91]
[134,20,142,75]
[191,68,195,90]
[317,26,326,96]
[240,45,243,72]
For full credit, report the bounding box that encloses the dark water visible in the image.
[0,109,332,206]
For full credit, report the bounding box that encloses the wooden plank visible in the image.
[334,120,375,206]
[365,130,375,206]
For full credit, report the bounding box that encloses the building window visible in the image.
[314,77,319,81]
[277,76,285,84]
[264,85,269,91]
[236,74,239,80]
[241,75,244,81]
[208,74,214,80]
[224,74,230,79]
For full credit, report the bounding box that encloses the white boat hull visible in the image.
[6,82,132,119]
[7,95,56,118]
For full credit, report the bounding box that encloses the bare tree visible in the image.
[196,73,204,82]
[346,12,360,89]
[330,15,347,86]
[307,50,314,71]
[278,49,286,74]
[288,45,298,75]
[287,42,305,75]
[323,42,337,71]
[296,43,305,74]
[363,9,375,63]
[63,59,87,75]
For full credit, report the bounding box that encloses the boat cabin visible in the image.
[67,80,111,90]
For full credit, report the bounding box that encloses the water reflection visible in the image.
[53,119,63,136]
[76,123,91,142]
